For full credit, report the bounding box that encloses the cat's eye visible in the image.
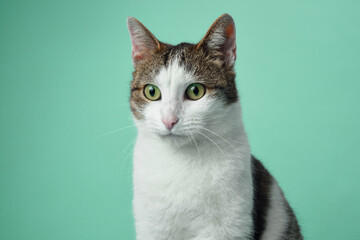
[185,83,206,100]
[144,84,161,101]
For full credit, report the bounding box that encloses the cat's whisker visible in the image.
[189,134,202,162]
[196,130,226,157]
[199,126,239,153]
[111,140,135,176]
[120,141,136,175]
[117,141,136,172]
[120,151,132,176]
[125,149,135,178]
[91,124,136,140]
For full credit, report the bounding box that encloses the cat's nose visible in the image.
[162,116,179,130]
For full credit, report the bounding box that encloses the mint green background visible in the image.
[1,0,359,239]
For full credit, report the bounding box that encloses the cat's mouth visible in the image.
[156,129,188,139]
[160,132,182,138]
[157,131,192,146]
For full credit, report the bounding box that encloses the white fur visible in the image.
[132,60,254,240]
[261,181,289,240]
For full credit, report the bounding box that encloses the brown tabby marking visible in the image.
[130,43,238,120]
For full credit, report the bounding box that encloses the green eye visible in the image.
[185,83,206,100]
[144,84,161,101]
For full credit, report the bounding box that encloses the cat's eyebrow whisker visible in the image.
[199,126,239,153]
[196,130,226,157]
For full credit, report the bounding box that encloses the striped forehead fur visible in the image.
[130,43,238,119]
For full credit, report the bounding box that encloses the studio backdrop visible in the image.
[1,0,359,239]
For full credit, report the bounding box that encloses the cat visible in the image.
[126,14,303,240]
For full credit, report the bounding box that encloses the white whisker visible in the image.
[91,125,136,140]
[125,149,135,178]
[120,141,136,175]
[190,134,202,162]
[196,130,226,157]
[200,126,239,153]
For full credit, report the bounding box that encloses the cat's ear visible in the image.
[127,17,161,67]
[197,14,237,68]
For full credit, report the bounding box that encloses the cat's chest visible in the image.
[133,145,238,220]
[132,137,253,239]
[132,139,246,204]
[134,147,223,199]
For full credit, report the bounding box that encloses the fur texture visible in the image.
[127,14,302,240]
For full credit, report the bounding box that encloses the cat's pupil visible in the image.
[149,87,155,96]
[192,86,199,96]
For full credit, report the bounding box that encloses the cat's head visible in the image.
[127,14,240,144]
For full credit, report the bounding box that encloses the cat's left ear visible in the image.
[197,14,237,68]
[127,17,161,67]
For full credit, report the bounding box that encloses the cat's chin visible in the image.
[156,132,192,146]
[158,132,185,139]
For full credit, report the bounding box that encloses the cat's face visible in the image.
[127,14,238,142]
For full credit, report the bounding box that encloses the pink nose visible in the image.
[162,116,179,130]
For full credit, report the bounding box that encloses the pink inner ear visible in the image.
[226,24,234,38]
[127,18,160,65]
[225,24,236,61]
[132,51,144,62]
[132,50,149,62]
[130,36,156,64]
[131,43,145,61]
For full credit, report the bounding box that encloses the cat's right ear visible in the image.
[127,17,161,67]
[197,14,237,68]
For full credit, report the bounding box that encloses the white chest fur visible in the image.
[132,127,254,240]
